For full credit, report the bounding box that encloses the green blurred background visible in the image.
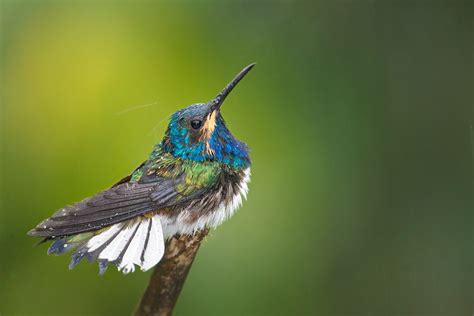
[0,1,472,315]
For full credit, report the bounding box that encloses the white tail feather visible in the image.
[141,215,165,271]
[118,219,150,274]
[99,221,139,262]
[82,215,166,274]
[87,223,124,252]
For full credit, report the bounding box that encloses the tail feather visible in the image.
[48,238,70,255]
[58,215,166,274]
[48,232,94,255]
[98,259,109,275]
[98,221,139,262]
[87,224,124,252]
[119,220,149,274]
[69,247,88,270]
[141,216,165,271]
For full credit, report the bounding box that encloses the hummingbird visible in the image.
[28,64,255,274]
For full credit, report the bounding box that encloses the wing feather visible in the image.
[28,180,176,237]
[28,159,220,238]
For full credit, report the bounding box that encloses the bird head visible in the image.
[162,64,255,169]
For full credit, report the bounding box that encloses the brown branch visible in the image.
[134,228,209,316]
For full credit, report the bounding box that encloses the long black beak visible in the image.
[210,63,256,110]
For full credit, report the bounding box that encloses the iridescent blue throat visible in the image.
[163,113,250,169]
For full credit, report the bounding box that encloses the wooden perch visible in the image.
[134,228,209,316]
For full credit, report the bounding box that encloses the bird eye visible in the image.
[190,119,202,130]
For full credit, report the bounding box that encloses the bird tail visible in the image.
[48,214,165,275]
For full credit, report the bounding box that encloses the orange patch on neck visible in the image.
[200,110,217,157]
[200,110,217,141]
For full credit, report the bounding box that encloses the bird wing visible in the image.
[109,161,146,187]
[28,160,221,238]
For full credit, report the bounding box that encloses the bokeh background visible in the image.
[0,1,472,315]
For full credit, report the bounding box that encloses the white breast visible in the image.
[161,167,251,237]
